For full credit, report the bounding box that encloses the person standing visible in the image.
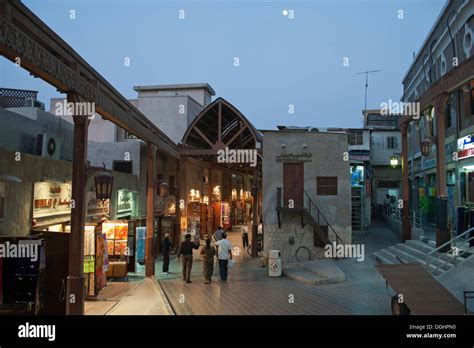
[241,223,249,248]
[200,238,216,284]
[213,226,225,242]
[177,234,200,283]
[162,232,174,275]
[215,232,233,281]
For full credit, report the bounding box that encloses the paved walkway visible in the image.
[157,223,399,315]
[85,276,173,315]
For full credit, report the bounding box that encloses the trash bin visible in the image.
[268,250,281,277]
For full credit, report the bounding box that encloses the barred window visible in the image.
[348,130,363,145]
[317,177,338,196]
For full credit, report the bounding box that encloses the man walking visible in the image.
[241,222,249,248]
[162,232,173,275]
[215,232,233,281]
[177,234,200,283]
[213,226,225,242]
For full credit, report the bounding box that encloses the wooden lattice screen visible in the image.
[0,88,38,108]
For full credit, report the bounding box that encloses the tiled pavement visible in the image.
[157,222,399,315]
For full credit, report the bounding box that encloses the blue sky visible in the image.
[0,0,445,129]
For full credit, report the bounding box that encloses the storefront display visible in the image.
[116,190,137,219]
[32,181,72,226]
[136,227,146,264]
[103,221,128,256]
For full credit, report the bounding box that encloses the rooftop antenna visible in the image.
[356,69,382,112]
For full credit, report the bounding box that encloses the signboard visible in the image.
[180,216,188,230]
[33,181,71,219]
[457,134,474,160]
[349,150,370,161]
[276,152,312,163]
[87,190,109,217]
[117,190,134,216]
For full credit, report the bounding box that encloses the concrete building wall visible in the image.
[0,107,74,161]
[262,131,351,263]
[370,130,401,165]
[0,147,138,236]
[126,96,196,143]
[137,88,211,107]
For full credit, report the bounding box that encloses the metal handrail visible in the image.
[275,187,345,245]
[426,227,474,275]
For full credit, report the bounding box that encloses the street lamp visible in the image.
[390,155,399,168]
[421,139,432,157]
[159,181,169,197]
[94,167,113,202]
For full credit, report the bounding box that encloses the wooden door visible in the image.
[283,163,304,208]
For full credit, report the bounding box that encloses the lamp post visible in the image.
[390,155,399,168]
[421,139,432,157]
[94,167,114,202]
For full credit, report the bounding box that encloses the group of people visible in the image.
[160,226,233,284]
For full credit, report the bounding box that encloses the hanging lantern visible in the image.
[390,155,399,168]
[95,168,113,202]
[159,181,169,197]
[421,139,432,157]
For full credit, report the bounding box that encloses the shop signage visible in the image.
[180,216,188,230]
[33,182,71,218]
[349,150,370,161]
[117,190,133,214]
[457,134,474,160]
[276,152,312,163]
[87,190,109,217]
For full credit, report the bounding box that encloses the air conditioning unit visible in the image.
[36,133,61,160]
[25,98,45,110]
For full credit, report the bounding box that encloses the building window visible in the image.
[112,160,133,174]
[316,176,338,196]
[125,131,137,139]
[169,175,175,196]
[348,130,363,146]
[387,136,398,149]
[446,91,458,129]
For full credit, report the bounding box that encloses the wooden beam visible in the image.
[226,123,248,147]
[193,127,215,149]
[218,102,222,142]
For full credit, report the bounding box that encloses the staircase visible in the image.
[276,187,345,248]
[373,230,474,277]
[351,186,363,231]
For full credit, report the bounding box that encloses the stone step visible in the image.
[373,251,391,265]
[282,260,345,285]
[380,249,401,264]
[397,243,455,271]
[388,245,426,265]
[406,239,435,254]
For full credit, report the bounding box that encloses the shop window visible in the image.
[317,176,338,196]
[169,175,175,196]
[348,130,363,146]
[113,160,132,174]
[460,80,474,122]
[156,174,163,196]
[446,91,458,129]
[387,136,398,149]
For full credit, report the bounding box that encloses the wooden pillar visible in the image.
[401,123,411,242]
[251,167,259,257]
[145,143,155,277]
[435,94,449,248]
[174,159,181,246]
[66,92,88,315]
[208,167,213,235]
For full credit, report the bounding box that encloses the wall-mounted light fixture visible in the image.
[390,155,399,168]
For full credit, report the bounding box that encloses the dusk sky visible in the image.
[0,0,445,130]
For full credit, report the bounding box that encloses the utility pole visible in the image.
[356,69,381,112]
